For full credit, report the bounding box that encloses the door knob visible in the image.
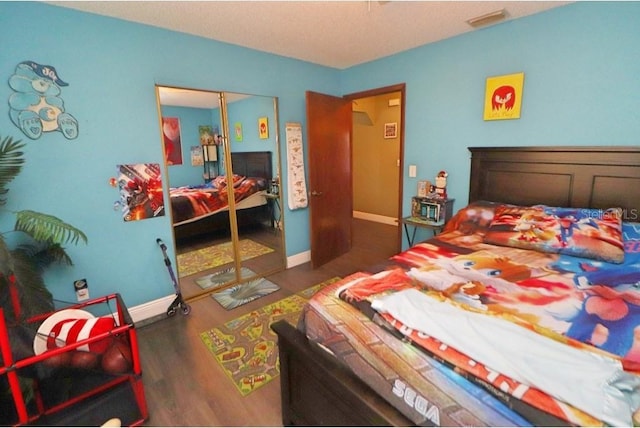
[310,190,323,196]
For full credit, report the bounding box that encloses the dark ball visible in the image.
[70,350,99,370]
[101,338,132,374]
[42,351,72,368]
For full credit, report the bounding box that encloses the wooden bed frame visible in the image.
[271,146,640,426]
[468,146,640,217]
[173,151,273,241]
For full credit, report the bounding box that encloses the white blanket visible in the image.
[371,288,640,426]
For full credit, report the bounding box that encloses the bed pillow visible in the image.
[210,174,246,189]
[441,200,508,235]
[483,204,625,263]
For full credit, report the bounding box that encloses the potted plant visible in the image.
[0,132,87,351]
[0,133,88,422]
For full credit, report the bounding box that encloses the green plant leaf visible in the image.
[17,243,74,269]
[0,238,12,276]
[0,249,54,322]
[0,133,85,327]
[0,135,25,205]
[14,210,88,246]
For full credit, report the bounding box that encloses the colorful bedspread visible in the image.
[300,274,534,427]
[302,221,640,426]
[393,222,640,370]
[170,175,267,225]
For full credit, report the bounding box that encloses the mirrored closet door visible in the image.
[156,85,286,301]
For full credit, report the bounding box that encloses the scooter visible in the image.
[156,238,191,316]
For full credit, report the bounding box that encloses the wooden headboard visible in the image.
[468,146,640,221]
[230,151,272,180]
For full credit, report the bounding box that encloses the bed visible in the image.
[171,151,272,241]
[271,146,640,427]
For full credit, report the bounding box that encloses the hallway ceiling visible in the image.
[48,1,571,69]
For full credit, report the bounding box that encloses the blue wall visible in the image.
[1,2,638,310]
[227,95,279,177]
[0,2,338,308]
[340,1,640,244]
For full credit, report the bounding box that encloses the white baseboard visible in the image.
[128,294,176,324]
[353,211,398,226]
[287,250,310,268]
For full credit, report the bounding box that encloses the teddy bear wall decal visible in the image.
[8,60,79,140]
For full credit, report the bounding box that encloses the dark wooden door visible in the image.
[306,91,352,268]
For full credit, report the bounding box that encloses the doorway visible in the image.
[306,84,405,267]
[351,91,402,227]
[346,84,405,255]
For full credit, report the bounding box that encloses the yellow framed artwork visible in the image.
[258,117,269,139]
[483,72,524,121]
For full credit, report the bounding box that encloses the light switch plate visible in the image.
[409,165,417,178]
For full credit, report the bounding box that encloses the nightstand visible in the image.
[402,197,454,246]
[265,192,281,231]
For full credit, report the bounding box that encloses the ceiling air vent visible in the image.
[466,9,507,28]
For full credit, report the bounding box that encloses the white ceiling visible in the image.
[47,1,571,70]
[157,86,251,108]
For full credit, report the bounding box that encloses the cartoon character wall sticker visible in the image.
[8,60,78,140]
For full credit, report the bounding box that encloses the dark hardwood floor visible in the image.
[175,223,285,301]
[137,218,399,426]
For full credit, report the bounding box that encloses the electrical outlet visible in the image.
[74,279,89,301]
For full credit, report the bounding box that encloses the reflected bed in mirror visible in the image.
[170,151,272,241]
[156,86,285,301]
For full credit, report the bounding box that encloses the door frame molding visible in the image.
[344,83,406,254]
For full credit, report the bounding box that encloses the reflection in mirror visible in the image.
[224,94,283,285]
[156,86,285,301]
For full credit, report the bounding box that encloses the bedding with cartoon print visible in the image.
[170,175,267,225]
[300,202,640,426]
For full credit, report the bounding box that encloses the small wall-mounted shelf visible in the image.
[203,144,218,182]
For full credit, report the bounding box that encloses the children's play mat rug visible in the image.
[199,277,341,396]
[177,239,274,278]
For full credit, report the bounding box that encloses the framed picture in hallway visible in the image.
[384,122,397,139]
